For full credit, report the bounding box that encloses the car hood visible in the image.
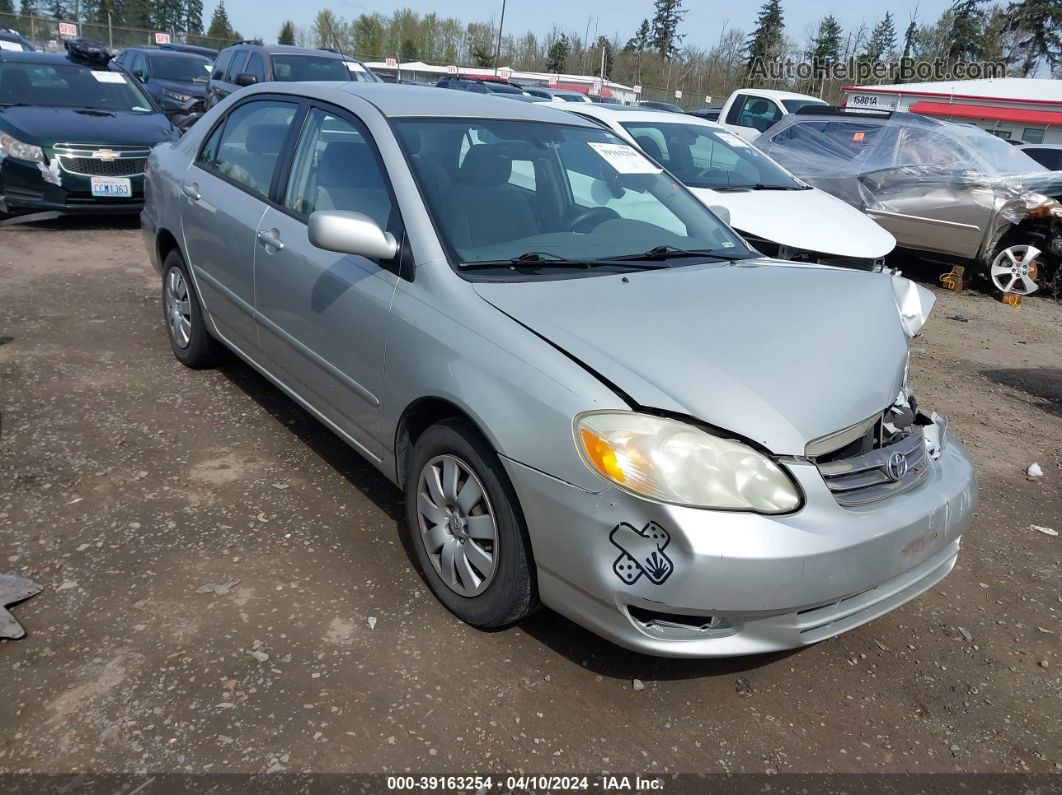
[0,106,178,147]
[1005,171,1062,200]
[474,261,911,455]
[152,79,207,98]
[691,186,896,259]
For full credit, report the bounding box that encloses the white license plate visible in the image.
[90,177,132,198]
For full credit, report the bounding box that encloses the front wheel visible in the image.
[405,419,538,628]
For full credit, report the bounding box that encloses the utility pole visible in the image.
[493,0,507,76]
[107,12,112,50]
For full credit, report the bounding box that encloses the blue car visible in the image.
[114,45,212,130]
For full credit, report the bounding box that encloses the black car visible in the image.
[206,43,380,108]
[689,107,721,121]
[114,45,212,130]
[436,77,527,95]
[638,100,684,113]
[158,42,219,59]
[0,28,34,52]
[0,39,180,220]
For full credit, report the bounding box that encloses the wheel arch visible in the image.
[156,227,183,268]
[394,396,498,490]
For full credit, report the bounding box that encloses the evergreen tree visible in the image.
[946,0,988,62]
[546,34,571,73]
[650,0,685,59]
[123,0,151,29]
[0,0,14,17]
[902,17,918,57]
[46,0,68,20]
[625,18,651,52]
[864,12,897,61]
[185,0,203,34]
[206,0,235,40]
[278,20,296,45]
[1008,0,1062,75]
[593,34,614,79]
[745,0,785,75]
[809,14,842,69]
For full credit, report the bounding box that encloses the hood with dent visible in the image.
[692,185,896,259]
[474,261,912,455]
[0,106,178,148]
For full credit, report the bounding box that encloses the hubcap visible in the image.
[416,454,498,597]
[990,245,1040,296]
[164,267,193,349]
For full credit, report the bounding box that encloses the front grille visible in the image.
[57,156,146,177]
[816,428,930,507]
[53,144,150,178]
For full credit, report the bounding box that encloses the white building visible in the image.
[364,60,640,104]
[843,77,1062,145]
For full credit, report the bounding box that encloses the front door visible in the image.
[254,104,403,458]
[179,97,299,355]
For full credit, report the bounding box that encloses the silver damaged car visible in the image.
[141,83,977,657]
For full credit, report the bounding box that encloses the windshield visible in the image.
[0,62,154,112]
[148,54,211,83]
[621,121,803,189]
[782,98,825,113]
[271,55,355,82]
[394,118,749,271]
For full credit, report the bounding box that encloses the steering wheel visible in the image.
[564,206,620,233]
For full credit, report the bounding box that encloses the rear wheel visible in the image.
[162,249,225,368]
[405,419,538,628]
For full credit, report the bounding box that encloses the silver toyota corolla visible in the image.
[141,83,977,657]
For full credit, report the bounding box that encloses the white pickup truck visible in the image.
[717,88,827,141]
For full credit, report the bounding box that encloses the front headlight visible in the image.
[161,89,193,103]
[575,411,801,513]
[0,132,44,163]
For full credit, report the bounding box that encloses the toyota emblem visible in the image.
[885,452,909,482]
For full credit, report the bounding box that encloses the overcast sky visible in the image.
[220,0,959,52]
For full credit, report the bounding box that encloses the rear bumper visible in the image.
[505,436,976,657]
[0,158,143,216]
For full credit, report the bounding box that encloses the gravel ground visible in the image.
[0,220,1059,776]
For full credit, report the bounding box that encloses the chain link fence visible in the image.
[0,12,230,54]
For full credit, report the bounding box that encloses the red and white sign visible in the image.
[154,32,171,44]
[58,21,78,37]
[705,95,712,103]
[633,84,642,93]
[385,57,398,68]
[591,79,603,95]
[674,89,683,99]
[446,64,458,75]
[497,66,512,79]
[547,74,559,86]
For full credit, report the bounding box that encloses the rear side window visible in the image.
[734,95,783,132]
[211,49,233,80]
[200,100,298,197]
[271,56,350,82]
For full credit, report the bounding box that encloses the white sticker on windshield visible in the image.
[344,61,366,72]
[588,142,662,174]
[715,131,751,148]
[0,40,22,52]
[91,71,127,83]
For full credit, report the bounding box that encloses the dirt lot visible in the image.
[1,220,1060,777]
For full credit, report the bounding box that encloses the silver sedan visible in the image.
[141,83,976,657]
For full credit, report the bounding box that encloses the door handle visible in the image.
[257,229,284,252]
[181,182,200,201]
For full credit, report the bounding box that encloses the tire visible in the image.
[405,418,539,628]
[161,249,225,368]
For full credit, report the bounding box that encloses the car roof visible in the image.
[1019,143,1062,150]
[243,82,601,124]
[122,46,209,59]
[563,103,723,128]
[227,43,351,59]
[738,88,823,101]
[0,49,116,68]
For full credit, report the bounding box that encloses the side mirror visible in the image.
[709,205,731,226]
[308,211,399,260]
[234,72,258,87]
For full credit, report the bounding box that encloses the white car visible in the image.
[717,88,826,142]
[561,104,896,269]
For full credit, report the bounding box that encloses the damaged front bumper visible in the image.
[505,425,976,658]
[0,156,144,218]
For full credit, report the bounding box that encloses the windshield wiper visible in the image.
[606,245,750,262]
[713,183,803,191]
[460,251,669,271]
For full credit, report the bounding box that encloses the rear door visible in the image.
[253,103,404,456]
[179,96,301,356]
[206,48,234,107]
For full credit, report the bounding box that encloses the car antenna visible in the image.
[322,17,347,58]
